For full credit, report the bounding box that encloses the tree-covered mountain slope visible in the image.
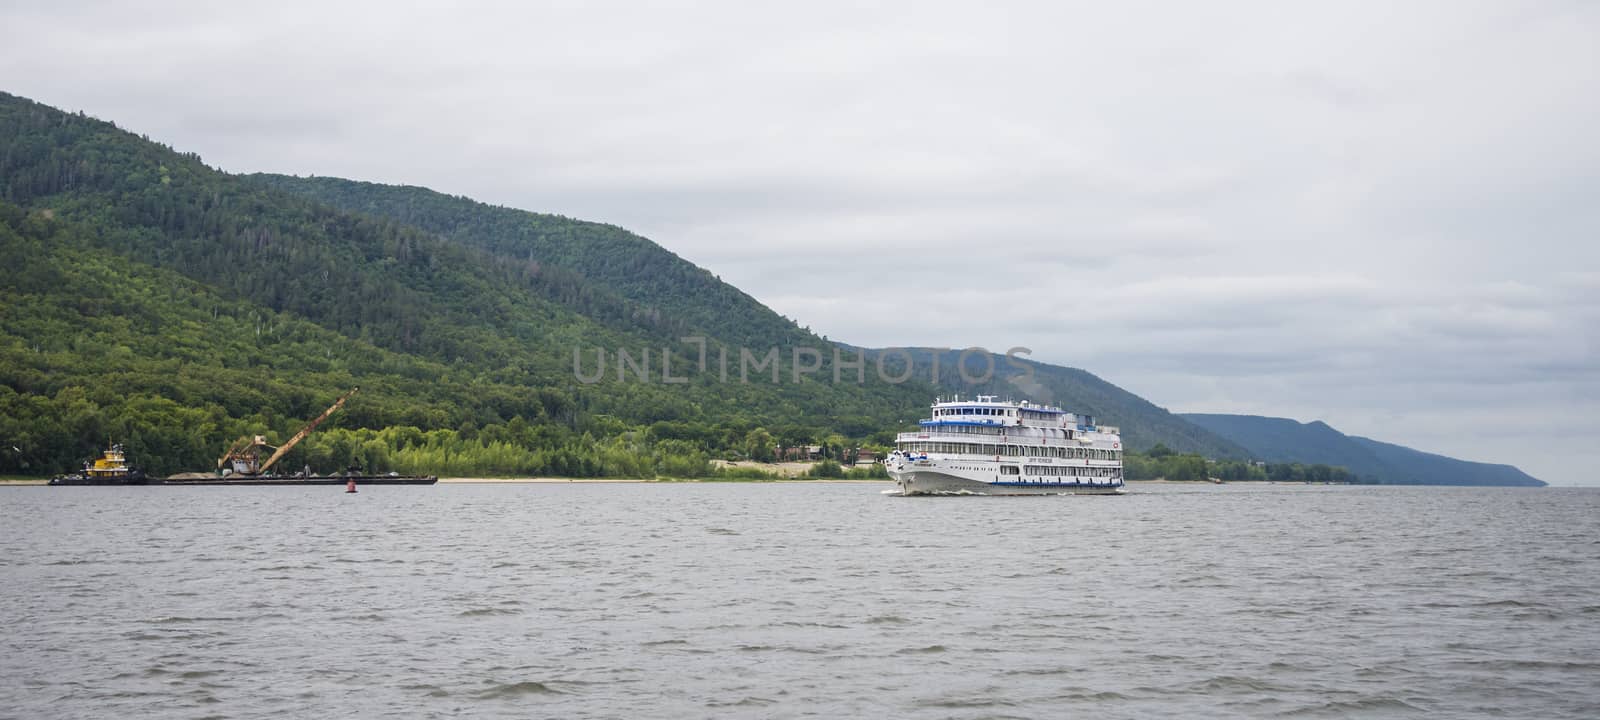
[0,91,923,474]
[0,90,1528,480]
[0,200,505,474]
[1180,414,1545,486]
[248,174,808,348]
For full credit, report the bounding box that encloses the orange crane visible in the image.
[217,388,359,475]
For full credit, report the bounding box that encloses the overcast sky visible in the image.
[3,1,1595,484]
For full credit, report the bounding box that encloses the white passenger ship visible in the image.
[886,395,1125,496]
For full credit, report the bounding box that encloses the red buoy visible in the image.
[346,478,357,494]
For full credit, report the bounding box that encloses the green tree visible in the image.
[744,427,775,462]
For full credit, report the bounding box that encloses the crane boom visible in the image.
[216,436,254,470]
[258,387,359,474]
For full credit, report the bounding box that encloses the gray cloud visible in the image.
[3,0,1596,483]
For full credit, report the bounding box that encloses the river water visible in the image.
[2,482,1597,718]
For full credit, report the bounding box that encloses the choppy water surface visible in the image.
[2,483,1597,718]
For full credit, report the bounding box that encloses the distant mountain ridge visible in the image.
[1181,414,1545,486]
[0,90,1540,482]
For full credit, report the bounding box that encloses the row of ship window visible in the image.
[935,425,1007,435]
[1019,466,1121,477]
[900,442,1120,460]
[931,425,1078,440]
[934,408,1013,417]
[998,465,1122,479]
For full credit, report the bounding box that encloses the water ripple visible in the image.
[1,483,1597,718]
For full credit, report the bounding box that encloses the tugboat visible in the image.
[49,443,151,485]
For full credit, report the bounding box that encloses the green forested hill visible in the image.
[1180,414,1545,486]
[247,174,807,348]
[0,91,925,475]
[0,90,1439,478]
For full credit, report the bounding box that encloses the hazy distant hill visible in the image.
[1180,414,1545,487]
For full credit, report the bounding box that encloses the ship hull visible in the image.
[888,467,1123,496]
[48,473,151,486]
